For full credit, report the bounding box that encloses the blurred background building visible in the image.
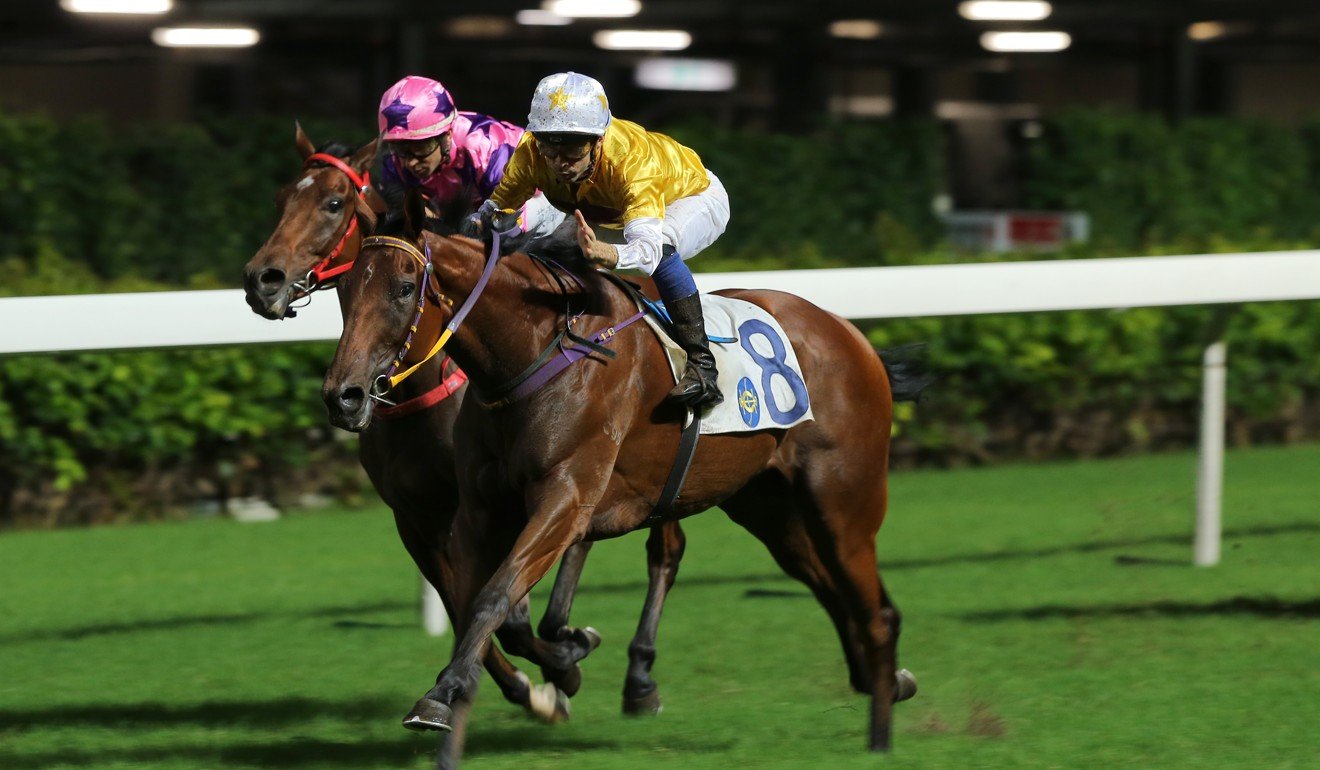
[7,2,1320,208]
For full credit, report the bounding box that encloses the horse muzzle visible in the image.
[324,381,374,432]
[243,264,300,320]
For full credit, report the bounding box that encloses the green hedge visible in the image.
[667,120,945,266]
[871,298,1320,467]
[2,109,1319,526]
[1023,110,1320,250]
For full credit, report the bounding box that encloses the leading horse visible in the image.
[323,190,920,751]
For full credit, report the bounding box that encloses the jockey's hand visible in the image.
[459,210,485,238]
[461,200,499,239]
[491,208,521,236]
[575,210,618,269]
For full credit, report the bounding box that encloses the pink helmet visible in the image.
[377,75,458,141]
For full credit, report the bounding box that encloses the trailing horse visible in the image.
[323,190,921,752]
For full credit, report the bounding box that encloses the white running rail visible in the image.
[3,248,1318,578]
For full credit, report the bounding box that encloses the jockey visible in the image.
[376,75,563,243]
[466,72,729,409]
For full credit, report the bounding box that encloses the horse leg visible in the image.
[535,541,599,697]
[434,682,474,770]
[796,463,907,752]
[404,487,596,733]
[721,482,872,695]
[391,510,558,722]
[622,521,686,716]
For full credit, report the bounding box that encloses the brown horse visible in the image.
[241,128,690,759]
[323,191,920,752]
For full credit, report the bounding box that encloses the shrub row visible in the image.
[2,109,1318,525]
[1024,110,1320,251]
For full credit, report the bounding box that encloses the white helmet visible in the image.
[527,72,611,137]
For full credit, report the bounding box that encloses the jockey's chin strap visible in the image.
[366,228,506,403]
[297,152,379,294]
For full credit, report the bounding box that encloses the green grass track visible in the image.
[1,444,1317,769]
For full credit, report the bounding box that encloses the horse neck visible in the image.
[423,232,589,396]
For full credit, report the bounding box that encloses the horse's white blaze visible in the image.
[296,175,315,190]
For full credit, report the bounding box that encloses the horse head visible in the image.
[244,122,383,320]
[322,189,458,431]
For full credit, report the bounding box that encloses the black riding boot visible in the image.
[665,293,723,408]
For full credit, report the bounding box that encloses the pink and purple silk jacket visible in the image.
[380,111,525,213]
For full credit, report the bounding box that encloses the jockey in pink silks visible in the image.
[376,75,564,242]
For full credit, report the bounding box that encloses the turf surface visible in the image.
[1,444,1317,769]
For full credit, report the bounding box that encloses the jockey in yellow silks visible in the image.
[465,72,729,409]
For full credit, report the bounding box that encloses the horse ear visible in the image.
[294,121,315,160]
[349,138,380,174]
[402,188,426,240]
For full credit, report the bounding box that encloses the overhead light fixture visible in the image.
[829,20,883,40]
[980,30,1070,52]
[151,26,260,48]
[517,9,571,26]
[543,0,640,19]
[959,1,1052,21]
[445,16,513,38]
[1187,21,1228,41]
[635,58,735,91]
[594,29,690,51]
[61,0,172,13]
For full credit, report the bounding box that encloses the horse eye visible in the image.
[398,282,416,299]
[325,198,345,213]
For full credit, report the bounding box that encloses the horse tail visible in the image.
[876,342,932,403]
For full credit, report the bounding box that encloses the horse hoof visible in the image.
[528,682,571,724]
[572,626,603,658]
[402,698,454,733]
[894,669,918,703]
[550,663,583,698]
[622,687,662,717]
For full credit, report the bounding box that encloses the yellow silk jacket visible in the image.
[488,118,711,228]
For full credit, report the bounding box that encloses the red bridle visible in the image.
[301,152,374,288]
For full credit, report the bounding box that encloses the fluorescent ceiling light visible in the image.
[445,16,513,38]
[1187,21,1227,41]
[594,29,690,51]
[636,58,735,91]
[61,0,172,13]
[829,20,883,40]
[152,26,260,48]
[544,0,640,19]
[980,30,1070,52]
[517,9,571,26]
[959,1,1052,21]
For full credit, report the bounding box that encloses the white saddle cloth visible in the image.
[645,293,815,435]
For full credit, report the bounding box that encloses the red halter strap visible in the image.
[374,359,469,420]
[303,152,373,285]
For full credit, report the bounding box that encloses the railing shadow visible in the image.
[960,595,1320,622]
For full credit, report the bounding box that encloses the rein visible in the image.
[477,257,644,409]
[362,229,644,409]
[293,152,377,296]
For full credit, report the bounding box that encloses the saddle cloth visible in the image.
[645,293,815,435]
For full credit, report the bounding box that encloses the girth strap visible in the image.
[642,410,702,527]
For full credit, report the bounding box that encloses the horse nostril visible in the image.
[337,386,366,413]
[257,268,286,290]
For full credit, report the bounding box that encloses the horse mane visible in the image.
[309,140,356,162]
